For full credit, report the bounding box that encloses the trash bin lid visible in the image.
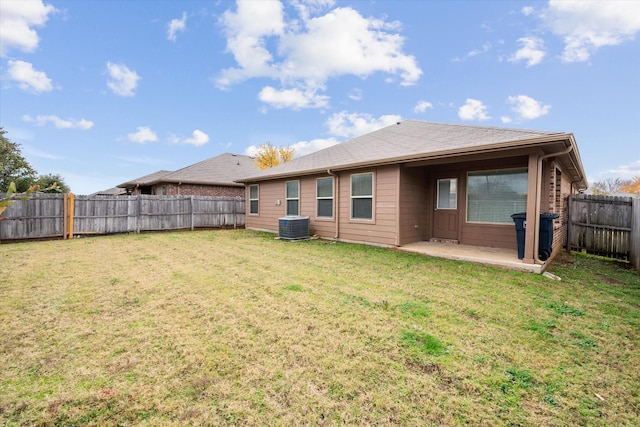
[540,213,560,219]
[511,212,526,219]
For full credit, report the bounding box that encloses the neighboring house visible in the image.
[92,187,127,196]
[118,153,258,197]
[237,120,587,268]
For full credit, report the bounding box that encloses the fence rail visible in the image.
[567,194,639,271]
[0,194,245,241]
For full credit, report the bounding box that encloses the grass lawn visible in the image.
[1,229,639,426]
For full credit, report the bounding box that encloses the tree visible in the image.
[36,173,70,193]
[619,176,640,195]
[1,127,37,192]
[254,142,295,170]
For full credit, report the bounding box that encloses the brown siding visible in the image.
[398,166,428,245]
[246,166,401,246]
[245,180,286,232]
[335,166,399,246]
[426,156,529,249]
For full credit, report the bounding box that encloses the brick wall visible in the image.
[151,183,244,197]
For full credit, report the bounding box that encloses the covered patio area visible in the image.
[398,241,545,274]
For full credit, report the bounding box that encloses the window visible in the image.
[467,168,527,224]
[249,184,259,214]
[351,172,373,220]
[286,181,299,216]
[316,177,334,218]
[437,178,457,209]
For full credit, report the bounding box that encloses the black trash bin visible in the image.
[511,213,527,259]
[539,213,559,261]
[510,212,560,261]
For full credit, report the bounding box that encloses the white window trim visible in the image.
[350,172,375,221]
[286,180,300,216]
[316,177,334,219]
[249,184,259,215]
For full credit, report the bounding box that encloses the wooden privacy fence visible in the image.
[567,194,640,272]
[0,194,245,241]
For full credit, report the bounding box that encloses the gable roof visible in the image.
[236,120,586,187]
[118,170,173,188]
[118,153,258,189]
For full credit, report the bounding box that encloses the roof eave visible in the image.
[238,134,582,183]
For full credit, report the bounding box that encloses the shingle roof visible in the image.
[118,153,259,188]
[118,170,173,187]
[159,153,258,187]
[236,120,568,182]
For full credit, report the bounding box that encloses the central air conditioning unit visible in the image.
[278,216,310,240]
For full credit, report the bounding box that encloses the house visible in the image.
[91,187,127,196]
[236,120,587,270]
[118,153,259,197]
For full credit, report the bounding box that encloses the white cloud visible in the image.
[508,95,550,119]
[458,99,490,121]
[290,137,340,157]
[602,160,640,180]
[167,11,187,42]
[348,88,362,101]
[468,42,491,57]
[106,62,140,97]
[501,116,513,124]
[7,60,53,93]
[521,6,535,16]
[325,111,401,138]
[216,1,421,108]
[414,100,433,114]
[23,114,93,129]
[509,36,546,67]
[170,129,210,146]
[0,0,56,56]
[127,127,158,144]
[258,86,329,109]
[542,0,640,62]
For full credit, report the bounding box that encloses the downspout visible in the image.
[533,142,574,264]
[327,169,339,239]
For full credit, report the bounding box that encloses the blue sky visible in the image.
[1,0,639,195]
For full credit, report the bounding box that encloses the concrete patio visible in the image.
[398,241,545,273]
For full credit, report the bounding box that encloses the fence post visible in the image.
[63,193,69,240]
[136,195,141,234]
[190,196,195,231]
[67,193,75,239]
[632,198,640,272]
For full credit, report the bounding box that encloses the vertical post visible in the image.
[190,196,195,231]
[523,153,539,264]
[233,196,237,229]
[67,193,75,239]
[63,193,69,239]
[566,194,572,253]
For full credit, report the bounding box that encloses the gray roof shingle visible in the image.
[237,120,567,182]
[118,153,259,188]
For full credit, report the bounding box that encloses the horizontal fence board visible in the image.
[1,194,245,241]
[568,194,634,262]
[0,193,65,239]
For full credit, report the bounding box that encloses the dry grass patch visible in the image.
[1,230,639,425]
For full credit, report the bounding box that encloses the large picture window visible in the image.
[316,177,333,218]
[467,169,527,223]
[351,172,373,220]
[286,181,299,216]
[249,184,259,214]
